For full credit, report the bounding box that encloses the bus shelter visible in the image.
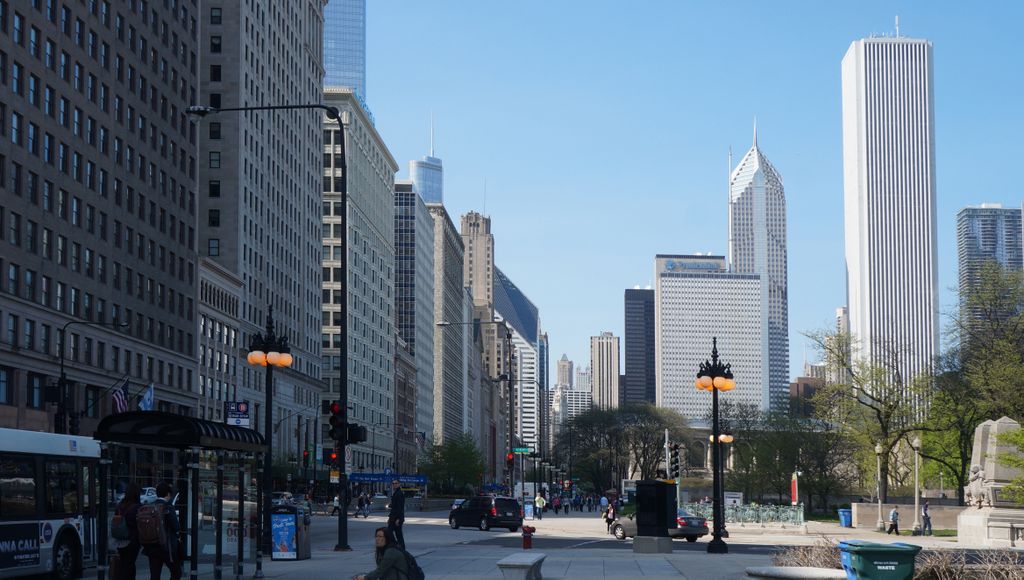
[94,411,266,580]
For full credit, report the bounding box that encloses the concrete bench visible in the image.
[746,567,846,579]
[497,552,546,580]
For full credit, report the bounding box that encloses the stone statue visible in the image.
[964,465,989,508]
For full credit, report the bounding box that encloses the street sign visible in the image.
[513,447,530,453]
[383,467,393,477]
[330,470,340,484]
[345,447,352,463]
[224,401,251,427]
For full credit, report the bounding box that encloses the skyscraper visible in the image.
[842,35,938,389]
[494,268,542,451]
[590,332,620,409]
[200,0,326,456]
[623,288,656,405]
[557,355,574,388]
[323,0,367,98]
[956,204,1023,309]
[655,255,767,421]
[394,181,436,448]
[427,203,467,443]
[410,156,444,205]
[729,129,789,412]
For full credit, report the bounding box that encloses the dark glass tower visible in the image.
[624,288,655,404]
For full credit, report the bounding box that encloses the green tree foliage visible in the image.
[418,433,486,495]
[551,404,689,494]
[997,428,1024,504]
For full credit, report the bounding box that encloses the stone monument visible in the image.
[957,417,1024,548]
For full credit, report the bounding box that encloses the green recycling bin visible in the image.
[839,540,921,580]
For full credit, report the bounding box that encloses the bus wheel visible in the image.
[52,534,80,580]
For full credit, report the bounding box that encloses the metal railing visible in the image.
[681,502,805,527]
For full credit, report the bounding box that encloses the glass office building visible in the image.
[323,0,367,98]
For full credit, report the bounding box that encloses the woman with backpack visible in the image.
[354,527,416,580]
[112,483,143,580]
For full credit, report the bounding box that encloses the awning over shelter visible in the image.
[95,411,266,453]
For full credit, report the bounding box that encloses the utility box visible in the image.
[635,480,677,537]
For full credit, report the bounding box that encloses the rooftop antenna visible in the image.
[429,111,435,157]
[895,15,900,37]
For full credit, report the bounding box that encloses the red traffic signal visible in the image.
[329,451,338,462]
[506,452,515,463]
[330,401,341,414]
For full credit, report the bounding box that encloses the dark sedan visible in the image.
[611,509,709,542]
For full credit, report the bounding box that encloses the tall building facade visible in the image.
[842,35,938,388]
[323,0,366,98]
[394,181,436,449]
[197,260,243,423]
[427,203,466,443]
[729,132,789,412]
[199,0,327,458]
[575,366,592,394]
[654,255,767,421]
[494,268,541,451]
[590,332,620,409]
[394,337,418,474]
[0,1,201,432]
[557,355,573,388]
[956,204,1023,310]
[623,288,656,405]
[322,89,398,471]
[410,156,443,204]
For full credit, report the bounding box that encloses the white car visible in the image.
[140,487,158,504]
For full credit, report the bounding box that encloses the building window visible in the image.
[209,65,221,82]
[210,36,221,53]
[208,151,220,168]
[27,373,43,409]
[208,122,220,139]
[0,367,12,405]
[210,7,222,24]
[208,210,220,227]
[208,180,220,198]
[208,239,220,256]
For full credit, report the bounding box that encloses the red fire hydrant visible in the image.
[522,525,536,549]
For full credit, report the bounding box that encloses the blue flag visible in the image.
[138,383,155,411]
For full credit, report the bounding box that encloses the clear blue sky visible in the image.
[365,1,1024,381]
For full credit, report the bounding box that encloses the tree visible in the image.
[806,329,928,502]
[997,428,1024,504]
[418,433,486,495]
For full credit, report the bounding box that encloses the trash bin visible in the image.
[837,509,852,527]
[270,504,312,560]
[838,540,921,580]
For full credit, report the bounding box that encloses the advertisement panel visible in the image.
[270,513,296,560]
[0,523,40,569]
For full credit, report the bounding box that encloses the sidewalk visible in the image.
[258,544,772,579]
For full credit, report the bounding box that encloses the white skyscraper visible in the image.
[590,332,620,409]
[729,128,789,412]
[842,35,938,388]
[655,255,768,421]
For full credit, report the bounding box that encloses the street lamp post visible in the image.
[55,320,129,434]
[875,443,885,531]
[437,319,515,489]
[695,337,735,555]
[246,307,293,560]
[911,436,922,534]
[187,102,351,550]
[710,433,734,538]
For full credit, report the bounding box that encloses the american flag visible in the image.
[111,384,130,414]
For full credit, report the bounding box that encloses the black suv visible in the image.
[448,496,522,532]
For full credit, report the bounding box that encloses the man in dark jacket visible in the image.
[143,482,181,580]
[387,480,406,549]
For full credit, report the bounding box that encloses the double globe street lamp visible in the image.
[246,306,292,559]
[695,337,735,554]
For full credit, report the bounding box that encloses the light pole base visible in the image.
[877,520,886,531]
[707,537,728,554]
[333,544,352,551]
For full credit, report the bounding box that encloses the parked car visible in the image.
[611,508,709,542]
[450,498,466,511]
[448,496,522,532]
[140,487,159,504]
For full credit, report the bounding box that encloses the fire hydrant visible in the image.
[521,525,536,549]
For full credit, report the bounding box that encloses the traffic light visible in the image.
[326,450,338,466]
[669,443,681,478]
[69,412,81,436]
[302,449,310,467]
[328,401,345,441]
[506,452,515,472]
[347,423,367,444]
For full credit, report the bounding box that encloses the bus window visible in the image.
[45,460,80,515]
[82,462,93,512]
[0,455,36,518]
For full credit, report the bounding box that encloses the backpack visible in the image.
[398,548,425,580]
[136,503,168,546]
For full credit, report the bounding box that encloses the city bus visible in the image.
[0,428,100,580]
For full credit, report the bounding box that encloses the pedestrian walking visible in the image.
[387,480,406,549]
[353,528,409,580]
[534,493,546,520]
[112,483,142,580]
[604,502,617,533]
[586,496,594,512]
[921,501,932,536]
[552,495,561,514]
[886,505,900,535]
[332,495,341,516]
[138,483,181,580]
[599,495,609,517]
[356,494,366,518]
